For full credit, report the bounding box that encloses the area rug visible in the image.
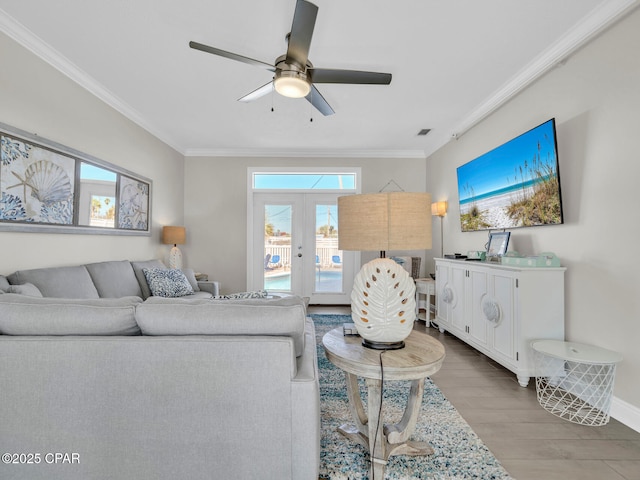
[312,314,512,480]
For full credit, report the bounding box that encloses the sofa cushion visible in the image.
[0,275,10,292]
[7,265,99,298]
[0,294,142,335]
[131,259,166,299]
[85,260,143,298]
[182,268,200,292]
[143,268,194,298]
[6,283,43,297]
[136,296,307,356]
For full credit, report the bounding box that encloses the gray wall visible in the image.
[0,32,185,272]
[184,156,427,294]
[426,10,640,417]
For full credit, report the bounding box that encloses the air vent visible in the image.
[417,129,431,136]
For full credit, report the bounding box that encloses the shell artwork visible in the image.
[1,136,31,165]
[23,160,72,204]
[351,257,416,344]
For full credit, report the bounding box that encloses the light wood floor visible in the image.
[309,305,640,480]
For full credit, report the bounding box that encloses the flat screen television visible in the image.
[456,118,563,232]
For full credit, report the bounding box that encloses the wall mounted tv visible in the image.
[456,118,563,232]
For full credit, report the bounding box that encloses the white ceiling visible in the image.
[0,0,638,158]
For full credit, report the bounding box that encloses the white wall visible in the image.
[0,32,185,271]
[427,10,640,416]
[184,156,427,294]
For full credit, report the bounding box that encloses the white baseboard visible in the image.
[611,396,640,433]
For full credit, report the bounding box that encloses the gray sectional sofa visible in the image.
[0,260,320,480]
[1,259,220,300]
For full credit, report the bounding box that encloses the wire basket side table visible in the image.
[531,340,623,426]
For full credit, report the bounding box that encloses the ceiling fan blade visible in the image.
[189,41,276,72]
[286,0,318,68]
[310,68,392,85]
[305,85,335,116]
[238,81,274,102]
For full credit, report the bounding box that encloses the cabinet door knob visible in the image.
[482,297,501,325]
[442,286,454,304]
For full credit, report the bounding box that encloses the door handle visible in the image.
[297,253,302,257]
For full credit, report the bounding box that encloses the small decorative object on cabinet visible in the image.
[435,258,566,387]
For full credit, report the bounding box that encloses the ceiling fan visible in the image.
[189,0,392,116]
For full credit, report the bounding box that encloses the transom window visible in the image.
[252,173,356,191]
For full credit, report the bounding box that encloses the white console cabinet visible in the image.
[435,258,565,387]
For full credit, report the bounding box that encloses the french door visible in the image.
[250,192,356,304]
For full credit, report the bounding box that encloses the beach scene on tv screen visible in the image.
[457,119,562,232]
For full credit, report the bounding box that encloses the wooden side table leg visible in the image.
[345,372,367,430]
[337,372,369,448]
[384,377,434,457]
[365,377,387,480]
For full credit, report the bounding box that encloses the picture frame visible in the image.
[117,175,150,231]
[486,231,510,259]
[0,122,151,235]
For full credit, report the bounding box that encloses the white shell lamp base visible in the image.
[351,258,416,349]
[168,246,183,270]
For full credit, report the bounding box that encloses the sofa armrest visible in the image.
[197,281,220,296]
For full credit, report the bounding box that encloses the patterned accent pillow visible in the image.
[143,268,194,298]
[214,290,268,300]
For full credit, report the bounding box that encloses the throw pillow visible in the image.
[181,268,200,292]
[0,275,10,292]
[131,259,167,299]
[7,283,43,297]
[214,290,268,300]
[143,268,194,298]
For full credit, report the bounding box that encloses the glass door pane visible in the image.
[314,203,342,293]
[263,204,292,292]
[251,193,354,303]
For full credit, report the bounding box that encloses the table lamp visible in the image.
[338,192,432,350]
[162,226,186,269]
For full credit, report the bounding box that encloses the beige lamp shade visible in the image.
[431,201,448,217]
[338,192,432,252]
[162,226,186,245]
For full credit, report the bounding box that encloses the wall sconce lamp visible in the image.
[431,201,448,258]
[162,226,186,269]
[338,192,432,350]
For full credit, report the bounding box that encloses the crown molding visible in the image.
[0,8,186,155]
[446,0,640,143]
[183,148,427,159]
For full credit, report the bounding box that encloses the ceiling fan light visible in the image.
[274,71,311,98]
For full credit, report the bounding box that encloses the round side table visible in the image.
[531,340,623,426]
[322,328,445,479]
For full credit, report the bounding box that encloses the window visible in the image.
[253,172,356,190]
